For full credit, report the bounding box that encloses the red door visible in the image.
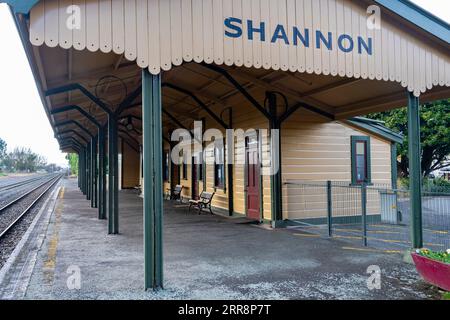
[246,138,260,220]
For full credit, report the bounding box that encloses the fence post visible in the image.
[361,183,368,246]
[327,181,332,237]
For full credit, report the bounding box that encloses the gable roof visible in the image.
[347,117,404,144]
[374,0,450,44]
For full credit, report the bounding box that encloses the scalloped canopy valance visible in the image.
[24,0,450,97]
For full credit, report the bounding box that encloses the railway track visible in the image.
[0,174,62,240]
[0,174,53,193]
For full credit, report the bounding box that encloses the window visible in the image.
[351,136,371,184]
[163,151,169,182]
[179,149,188,180]
[182,162,188,180]
[198,156,203,181]
[214,145,225,189]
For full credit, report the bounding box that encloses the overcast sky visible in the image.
[0,1,448,167]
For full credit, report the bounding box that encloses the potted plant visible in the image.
[411,249,450,292]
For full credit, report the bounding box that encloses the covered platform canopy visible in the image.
[3,0,450,290]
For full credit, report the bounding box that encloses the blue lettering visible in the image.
[316,31,332,50]
[271,24,289,45]
[338,34,354,53]
[293,27,309,47]
[222,17,374,56]
[224,17,243,38]
[358,37,373,55]
[247,20,266,41]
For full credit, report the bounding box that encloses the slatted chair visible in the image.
[169,184,184,202]
[188,191,215,215]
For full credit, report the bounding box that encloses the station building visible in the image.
[3,0,449,289]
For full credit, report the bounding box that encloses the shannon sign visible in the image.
[224,17,373,56]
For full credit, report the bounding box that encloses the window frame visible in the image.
[351,136,372,185]
[182,162,188,180]
[163,150,170,182]
[214,145,225,189]
[198,156,203,182]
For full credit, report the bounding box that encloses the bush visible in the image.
[398,177,450,193]
[423,178,450,193]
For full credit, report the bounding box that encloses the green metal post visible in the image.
[80,148,85,194]
[92,136,98,209]
[77,152,80,189]
[169,141,177,194]
[113,124,119,233]
[142,69,164,290]
[85,147,88,196]
[268,92,283,227]
[86,142,91,201]
[361,183,368,247]
[327,180,332,237]
[202,118,207,192]
[78,154,81,189]
[99,128,107,219]
[227,108,234,216]
[90,138,95,208]
[407,92,423,248]
[108,115,119,234]
[390,143,398,190]
[391,142,400,222]
[82,148,86,194]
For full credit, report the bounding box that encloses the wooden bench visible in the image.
[188,191,215,215]
[168,185,183,202]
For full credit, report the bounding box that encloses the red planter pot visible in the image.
[411,252,450,292]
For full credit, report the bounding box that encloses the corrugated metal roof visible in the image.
[347,117,404,144]
[374,0,450,44]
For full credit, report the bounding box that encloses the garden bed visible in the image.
[412,249,450,292]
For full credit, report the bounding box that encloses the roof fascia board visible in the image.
[0,0,40,13]
[374,0,450,44]
[346,119,404,144]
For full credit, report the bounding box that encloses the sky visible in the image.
[0,4,67,166]
[0,1,449,167]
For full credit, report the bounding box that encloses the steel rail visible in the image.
[0,175,62,240]
[0,174,53,192]
[0,174,60,212]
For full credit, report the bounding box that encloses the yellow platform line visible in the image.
[296,223,447,236]
[335,235,361,240]
[334,228,401,235]
[291,225,323,230]
[293,233,321,238]
[335,235,444,247]
[43,187,64,284]
[371,224,448,235]
[424,229,449,235]
[342,247,402,254]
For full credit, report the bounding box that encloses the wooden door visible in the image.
[246,137,260,220]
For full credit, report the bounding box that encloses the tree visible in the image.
[66,153,79,175]
[367,99,450,178]
[2,147,47,173]
[44,163,62,173]
[0,137,6,161]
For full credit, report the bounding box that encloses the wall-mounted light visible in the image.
[126,116,134,131]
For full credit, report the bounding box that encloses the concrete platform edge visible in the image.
[0,182,61,299]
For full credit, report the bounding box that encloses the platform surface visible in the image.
[3,178,436,299]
